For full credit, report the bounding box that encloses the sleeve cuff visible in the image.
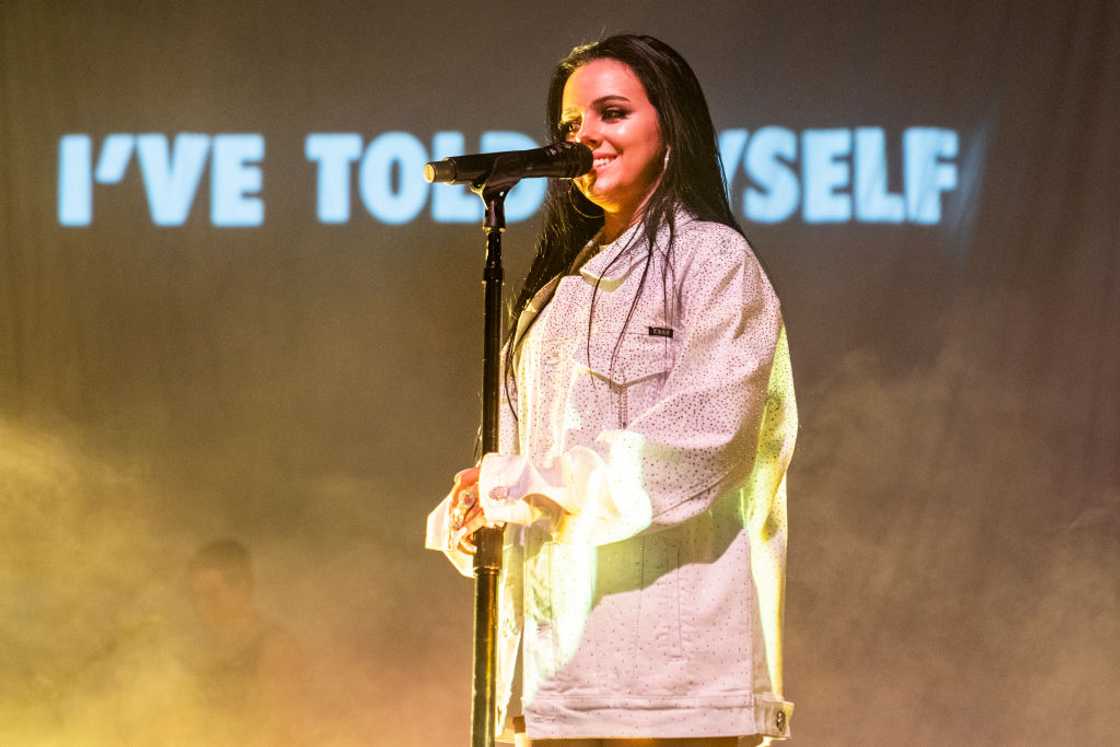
[478,452,567,527]
[424,492,475,577]
[478,443,654,546]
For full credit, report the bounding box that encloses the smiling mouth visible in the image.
[593,156,616,169]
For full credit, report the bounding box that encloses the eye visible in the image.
[601,107,627,121]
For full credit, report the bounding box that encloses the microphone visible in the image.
[424,142,593,186]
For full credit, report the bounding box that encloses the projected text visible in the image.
[58,127,960,228]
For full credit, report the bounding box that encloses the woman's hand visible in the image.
[448,466,485,554]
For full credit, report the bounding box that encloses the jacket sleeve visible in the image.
[478,231,784,546]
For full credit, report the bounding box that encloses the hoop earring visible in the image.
[567,182,600,220]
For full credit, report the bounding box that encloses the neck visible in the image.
[601,207,640,244]
[600,186,659,244]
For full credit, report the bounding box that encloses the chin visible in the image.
[582,184,619,209]
[574,187,606,211]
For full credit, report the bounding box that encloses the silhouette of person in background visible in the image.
[187,538,309,746]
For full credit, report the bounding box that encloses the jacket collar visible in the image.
[512,273,563,360]
[510,207,696,363]
[579,207,696,291]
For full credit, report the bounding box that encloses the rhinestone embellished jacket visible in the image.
[427,211,797,743]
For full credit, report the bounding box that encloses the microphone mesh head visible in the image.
[568,143,593,177]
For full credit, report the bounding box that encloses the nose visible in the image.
[574,117,601,147]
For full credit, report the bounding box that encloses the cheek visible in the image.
[620,123,662,174]
[625,147,662,188]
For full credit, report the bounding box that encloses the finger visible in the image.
[453,532,476,555]
[450,487,479,529]
[451,483,477,510]
[459,510,490,539]
[452,523,481,554]
[453,467,480,487]
[460,503,483,529]
[459,484,478,507]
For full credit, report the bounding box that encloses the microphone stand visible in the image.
[467,173,515,747]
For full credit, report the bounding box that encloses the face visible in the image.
[560,59,664,220]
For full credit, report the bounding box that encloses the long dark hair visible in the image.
[503,34,741,416]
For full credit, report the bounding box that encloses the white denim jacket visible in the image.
[427,211,797,743]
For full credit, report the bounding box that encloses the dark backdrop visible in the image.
[2,1,1118,744]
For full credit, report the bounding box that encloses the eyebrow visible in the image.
[560,95,632,118]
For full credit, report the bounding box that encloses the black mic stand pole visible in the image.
[467,174,515,747]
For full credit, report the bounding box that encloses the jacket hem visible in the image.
[519,695,793,741]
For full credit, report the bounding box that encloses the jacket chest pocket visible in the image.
[576,332,673,428]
